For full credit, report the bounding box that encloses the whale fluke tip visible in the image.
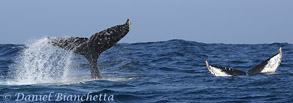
[126,19,131,29]
[205,61,209,67]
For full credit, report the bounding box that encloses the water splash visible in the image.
[9,37,75,84]
[4,37,133,85]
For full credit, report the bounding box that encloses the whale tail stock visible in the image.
[48,19,131,79]
[206,47,282,76]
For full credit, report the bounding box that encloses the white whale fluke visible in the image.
[206,47,282,76]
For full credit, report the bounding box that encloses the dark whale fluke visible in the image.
[48,19,131,79]
[206,47,282,76]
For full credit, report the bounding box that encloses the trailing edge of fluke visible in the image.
[206,47,282,76]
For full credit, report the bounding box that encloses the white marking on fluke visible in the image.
[260,47,282,73]
[206,61,232,76]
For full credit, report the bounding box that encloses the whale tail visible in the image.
[48,19,131,79]
[206,47,282,76]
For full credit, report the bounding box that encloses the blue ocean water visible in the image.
[0,39,292,103]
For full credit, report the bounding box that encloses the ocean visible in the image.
[0,38,292,103]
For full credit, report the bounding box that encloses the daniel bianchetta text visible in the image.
[1,92,114,102]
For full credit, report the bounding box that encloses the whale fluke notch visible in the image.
[48,19,131,79]
[205,61,247,76]
[206,47,282,76]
